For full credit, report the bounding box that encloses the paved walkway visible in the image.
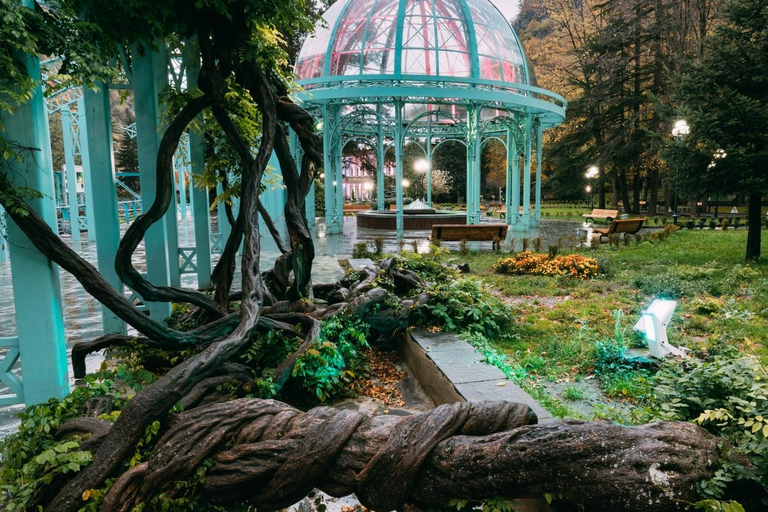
[405,329,554,423]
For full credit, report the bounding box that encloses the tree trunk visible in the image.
[632,171,641,214]
[649,169,659,215]
[79,399,755,512]
[746,191,762,261]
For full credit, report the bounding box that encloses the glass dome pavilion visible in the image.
[293,0,567,234]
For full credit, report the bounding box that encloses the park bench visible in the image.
[582,208,619,223]
[593,218,646,241]
[431,223,508,249]
[343,204,370,212]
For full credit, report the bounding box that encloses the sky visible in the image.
[490,0,520,22]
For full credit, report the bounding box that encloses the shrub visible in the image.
[292,315,370,403]
[352,242,373,259]
[698,217,707,229]
[494,252,599,280]
[413,279,513,337]
[685,219,696,230]
[709,218,718,230]
[648,354,768,499]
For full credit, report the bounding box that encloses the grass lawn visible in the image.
[436,229,768,422]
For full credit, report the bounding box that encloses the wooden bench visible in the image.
[343,204,370,213]
[582,209,619,223]
[431,224,508,249]
[593,218,646,241]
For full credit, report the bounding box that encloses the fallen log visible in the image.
[87,398,745,512]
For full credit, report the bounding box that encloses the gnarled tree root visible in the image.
[87,398,739,512]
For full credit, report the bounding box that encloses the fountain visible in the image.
[356,200,466,230]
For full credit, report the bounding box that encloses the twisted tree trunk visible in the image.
[58,398,742,512]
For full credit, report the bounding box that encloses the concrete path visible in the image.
[402,328,554,423]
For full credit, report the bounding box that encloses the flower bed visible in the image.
[493,252,599,279]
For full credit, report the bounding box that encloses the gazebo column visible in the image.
[395,101,404,235]
[61,106,81,244]
[77,97,97,242]
[0,206,9,263]
[154,44,181,287]
[522,114,533,228]
[80,82,127,334]
[322,104,342,235]
[186,49,212,288]
[216,181,231,249]
[133,45,172,320]
[505,127,515,228]
[1,10,69,404]
[511,132,522,232]
[534,119,543,226]
[376,107,385,211]
[465,106,481,224]
[334,134,344,229]
[289,128,315,226]
[426,120,433,206]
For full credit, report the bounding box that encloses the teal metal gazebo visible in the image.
[295,0,566,235]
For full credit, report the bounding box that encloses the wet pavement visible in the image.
[0,214,594,437]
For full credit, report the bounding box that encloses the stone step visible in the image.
[399,328,554,423]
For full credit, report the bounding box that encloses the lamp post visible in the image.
[671,120,690,225]
[585,165,598,210]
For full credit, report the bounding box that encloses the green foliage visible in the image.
[647,354,768,499]
[292,315,370,403]
[413,278,512,338]
[0,372,126,510]
[633,263,738,298]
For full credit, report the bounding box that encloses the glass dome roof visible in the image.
[296,0,530,86]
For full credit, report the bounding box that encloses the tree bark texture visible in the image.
[746,191,762,261]
[71,399,736,512]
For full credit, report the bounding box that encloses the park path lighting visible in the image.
[402,178,410,189]
[414,158,429,173]
[585,165,598,209]
[671,120,690,225]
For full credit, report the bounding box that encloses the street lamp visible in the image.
[402,178,410,188]
[585,166,598,209]
[414,158,429,173]
[671,120,690,225]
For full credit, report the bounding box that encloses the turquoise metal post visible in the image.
[186,49,212,288]
[394,101,404,236]
[505,126,514,227]
[132,45,172,320]
[334,129,344,231]
[511,130,522,231]
[426,119,433,206]
[376,105,385,210]
[522,114,533,227]
[81,83,127,334]
[465,106,480,224]
[179,163,188,222]
[534,119,543,226]
[1,0,69,403]
[0,206,8,263]
[78,97,97,242]
[323,105,341,234]
[215,181,231,246]
[154,44,181,288]
[61,107,81,243]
